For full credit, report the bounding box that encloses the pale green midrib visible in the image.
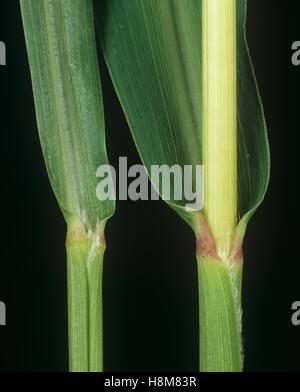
[202,0,237,259]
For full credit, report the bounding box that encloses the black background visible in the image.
[0,1,299,372]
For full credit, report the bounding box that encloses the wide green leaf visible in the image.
[96,0,270,372]
[96,0,269,234]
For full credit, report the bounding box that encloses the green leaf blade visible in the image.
[21,0,114,231]
[21,0,114,372]
[96,0,270,373]
[96,0,270,232]
[236,0,270,230]
[96,0,203,221]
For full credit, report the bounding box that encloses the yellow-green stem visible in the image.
[199,0,242,372]
[203,0,237,259]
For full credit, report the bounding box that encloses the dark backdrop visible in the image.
[0,1,298,372]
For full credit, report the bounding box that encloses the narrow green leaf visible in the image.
[21,0,114,230]
[20,0,114,372]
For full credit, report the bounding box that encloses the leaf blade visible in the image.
[236,0,270,231]
[96,0,202,227]
[96,0,270,232]
[21,0,115,231]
